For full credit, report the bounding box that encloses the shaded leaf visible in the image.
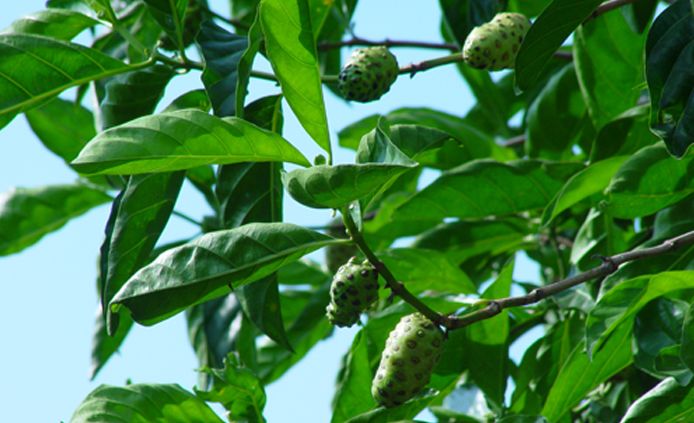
[235,14,263,117]
[71,383,223,423]
[438,0,498,45]
[331,330,376,423]
[259,0,331,154]
[620,377,694,423]
[589,105,659,162]
[587,271,694,356]
[604,143,694,219]
[394,160,583,221]
[143,0,188,50]
[197,20,248,117]
[72,109,310,175]
[109,223,343,328]
[0,184,110,256]
[515,0,603,91]
[682,298,694,371]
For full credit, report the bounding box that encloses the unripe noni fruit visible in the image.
[372,313,444,408]
[325,257,379,327]
[338,46,399,103]
[325,219,359,274]
[462,12,531,71]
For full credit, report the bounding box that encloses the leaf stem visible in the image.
[340,208,447,326]
[446,229,694,330]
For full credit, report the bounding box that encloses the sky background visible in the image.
[0,1,540,421]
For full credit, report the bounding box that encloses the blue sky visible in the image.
[0,1,539,421]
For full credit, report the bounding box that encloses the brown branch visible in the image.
[319,37,459,52]
[585,0,639,23]
[341,208,447,326]
[502,134,526,148]
[445,229,694,330]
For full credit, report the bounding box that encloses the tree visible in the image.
[1,0,693,421]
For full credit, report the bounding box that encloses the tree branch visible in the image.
[445,229,694,330]
[341,208,448,326]
[585,0,639,23]
[319,37,459,52]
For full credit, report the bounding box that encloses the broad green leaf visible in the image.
[394,160,583,221]
[574,11,646,130]
[633,298,692,384]
[2,8,98,40]
[25,97,95,163]
[515,0,603,91]
[645,0,694,157]
[620,377,694,423]
[195,354,266,423]
[413,218,530,264]
[315,0,358,98]
[621,0,658,33]
[283,125,417,209]
[526,64,592,158]
[0,184,110,256]
[541,322,633,422]
[331,330,376,423]
[71,383,223,423]
[590,105,659,162]
[0,34,147,128]
[197,20,248,117]
[99,65,175,130]
[569,207,632,271]
[90,309,133,379]
[604,143,694,218]
[109,223,343,326]
[378,248,476,295]
[438,0,498,45]
[163,89,211,113]
[143,0,188,51]
[72,109,310,175]
[586,271,694,355]
[259,0,331,154]
[541,156,628,226]
[683,298,694,371]
[464,260,512,409]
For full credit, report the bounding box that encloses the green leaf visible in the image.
[109,223,343,326]
[283,125,417,209]
[163,89,211,113]
[25,97,95,163]
[378,248,476,295]
[682,298,694,372]
[438,0,498,45]
[586,271,694,355]
[526,64,592,158]
[574,11,646,130]
[99,65,175,130]
[590,105,659,162]
[604,143,694,218]
[620,377,694,423]
[345,392,441,423]
[2,8,98,40]
[621,0,658,33]
[541,156,628,226]
[413,217,530,264]
[0,34,147,128]
[72,109,310,175]
[541,322,633,422]
[515,0,603,91]
[90,309,134,379]
[331,330,376,423]
[259,0,331,154]
[143,0,188,51]
[645,0,694,157]
[197,20,248,117]
[235,14,263,117]
[195,354,266,423]
[394,160,583,221]
[71,383,223,423]
[0,184,110,256]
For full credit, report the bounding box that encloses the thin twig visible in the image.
[502,135,526,148]
[172,210,203,227]
[341,207,447,326]
[319,37,459,52]
[400,53,465,77]
[585,0,639,23]
[445,229,694,329]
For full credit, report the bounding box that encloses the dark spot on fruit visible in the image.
[360,269,369,277]
[393,345,400,352]
[406,340,417,349]
[417,330,425,337]
[411,356,420,364]
[397,390,405,396]
[415,372,423,380]
[502,52,509,61]
[513,44,519,53]
[475,46,480,51]
[519,36,524,43]
[378,388,388,397]
[395,371,406,381]
[495,40,502,48]
[351,300,360,306]
[346,273,354,280]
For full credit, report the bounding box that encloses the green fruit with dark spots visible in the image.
[325,257,379,327]
[462,12,531,71]
[372,313,444,408]
[338,46,399,103]
[325,219,358,274]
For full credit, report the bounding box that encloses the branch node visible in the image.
[592,254,619,272]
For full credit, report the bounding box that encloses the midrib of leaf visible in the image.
[0,58,153,115]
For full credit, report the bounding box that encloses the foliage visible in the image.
[1,0,694,421]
